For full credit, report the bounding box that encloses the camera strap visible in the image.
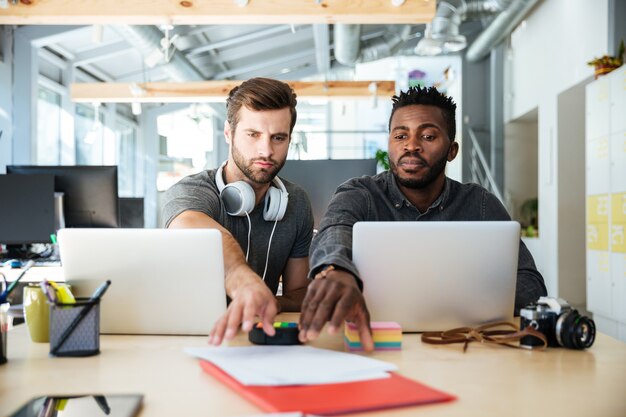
[421,321,548,352]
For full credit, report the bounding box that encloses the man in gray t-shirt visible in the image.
[162,78,313,344]
[162,169,312,298]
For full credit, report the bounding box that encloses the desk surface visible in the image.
[1,313,626,417]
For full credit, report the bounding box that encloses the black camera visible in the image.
[519,297,596,350]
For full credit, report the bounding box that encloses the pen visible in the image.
[51,280,111,355]
[89,280,111,301]
[0,260,34,303]
[40,280,57,303]
[93,395,111,415]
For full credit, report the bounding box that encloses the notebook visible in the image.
[199,360,455,415]
[353,221,520,332]
[58,228,226,335]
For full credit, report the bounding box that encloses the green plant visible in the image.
[587,39,624,68]
[375,149,389,170]
[520,198,538,229]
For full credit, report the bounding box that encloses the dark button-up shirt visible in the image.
[309,170,547,314]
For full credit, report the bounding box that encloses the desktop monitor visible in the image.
[119,197,144,228]
[0,174,56,245]
[7,165,120,228]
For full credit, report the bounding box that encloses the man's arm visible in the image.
[482,191,547,313]
[276,257,310,312]
[515,240,547,314]
[168,210,278,343]
[298,184,374,351]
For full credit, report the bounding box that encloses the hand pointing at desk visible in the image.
[298,266,374,352]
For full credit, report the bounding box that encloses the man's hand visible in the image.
[298,269,373,351]
[168,211,280,345]
[209,273,279,345]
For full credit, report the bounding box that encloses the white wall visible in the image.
[504,114,538,221]
[508,1,609,121]
[506,0,610,297]
[557,82,587,307]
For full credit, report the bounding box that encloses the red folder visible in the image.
[199,360,456,415]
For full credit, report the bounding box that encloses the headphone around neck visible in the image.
[215,161,289,221]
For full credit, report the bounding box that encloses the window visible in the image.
[156,106,214,191]
[75,103,104,165]
[36,87,62,164]
[115,120,138,197]
[288,100,389,161]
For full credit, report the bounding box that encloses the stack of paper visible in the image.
[184,345,397,386]
[344,321,402,351]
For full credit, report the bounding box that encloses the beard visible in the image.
[231,142,285,185]
[390,150,448,189]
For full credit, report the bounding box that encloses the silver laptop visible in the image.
[353,221,520,332]
[58,228,226,335]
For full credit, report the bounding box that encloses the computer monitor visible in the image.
[119,197,144,228]
[7,165,120,228]
[0,174,56,245]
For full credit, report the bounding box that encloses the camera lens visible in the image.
[556,310,596,349]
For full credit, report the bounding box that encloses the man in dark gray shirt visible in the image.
[162,78,314,344]
[298,86,547,350]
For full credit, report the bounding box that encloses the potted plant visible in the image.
[375,149,389,171]
[520,198,538,238]
[587,39,624,79]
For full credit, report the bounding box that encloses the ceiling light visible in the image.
[92,25,104,44]
[131,102,142,116]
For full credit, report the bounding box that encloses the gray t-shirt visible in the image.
[161,169,314,295]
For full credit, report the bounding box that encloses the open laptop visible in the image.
[353,221,520,332]
[58,228,226,335]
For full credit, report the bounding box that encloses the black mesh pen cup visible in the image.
[49,298,100,357]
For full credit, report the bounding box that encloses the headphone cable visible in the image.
[244,212,251,262]
[261,217,279,281]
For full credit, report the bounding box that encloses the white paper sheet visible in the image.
[184,345,397,386]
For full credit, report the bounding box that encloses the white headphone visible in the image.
[215,161,289,221]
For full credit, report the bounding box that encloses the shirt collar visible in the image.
[386,172,451,212]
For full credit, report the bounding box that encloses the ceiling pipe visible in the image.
[359,25,412,63]
[333,24,362,66]
[114,25,206,81]
[334,24,412,66]
[465,0,540,62]
[415,0,513,56]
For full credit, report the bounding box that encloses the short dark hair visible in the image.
[388,86,457,141]
[226,77,298,134]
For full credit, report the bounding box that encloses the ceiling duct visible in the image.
[114,25,206,81]
[415,0,536,58]
[333,24,361,66]
[334,24,412,66]
[465,0,540,62]
[415,0,467,56]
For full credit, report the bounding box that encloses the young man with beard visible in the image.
[162,78,313,344]
[298,86,547,351]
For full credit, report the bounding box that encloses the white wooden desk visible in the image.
[1,313,626,417]
[1,266,63,284]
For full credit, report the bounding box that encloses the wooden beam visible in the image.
[0,0,435,25]
[70,80,396,103]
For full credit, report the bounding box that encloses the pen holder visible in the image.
[49,298,100,357]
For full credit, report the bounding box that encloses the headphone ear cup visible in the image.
[221,182,255,216]
[263,186,280,221]
[263,186,287,221]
